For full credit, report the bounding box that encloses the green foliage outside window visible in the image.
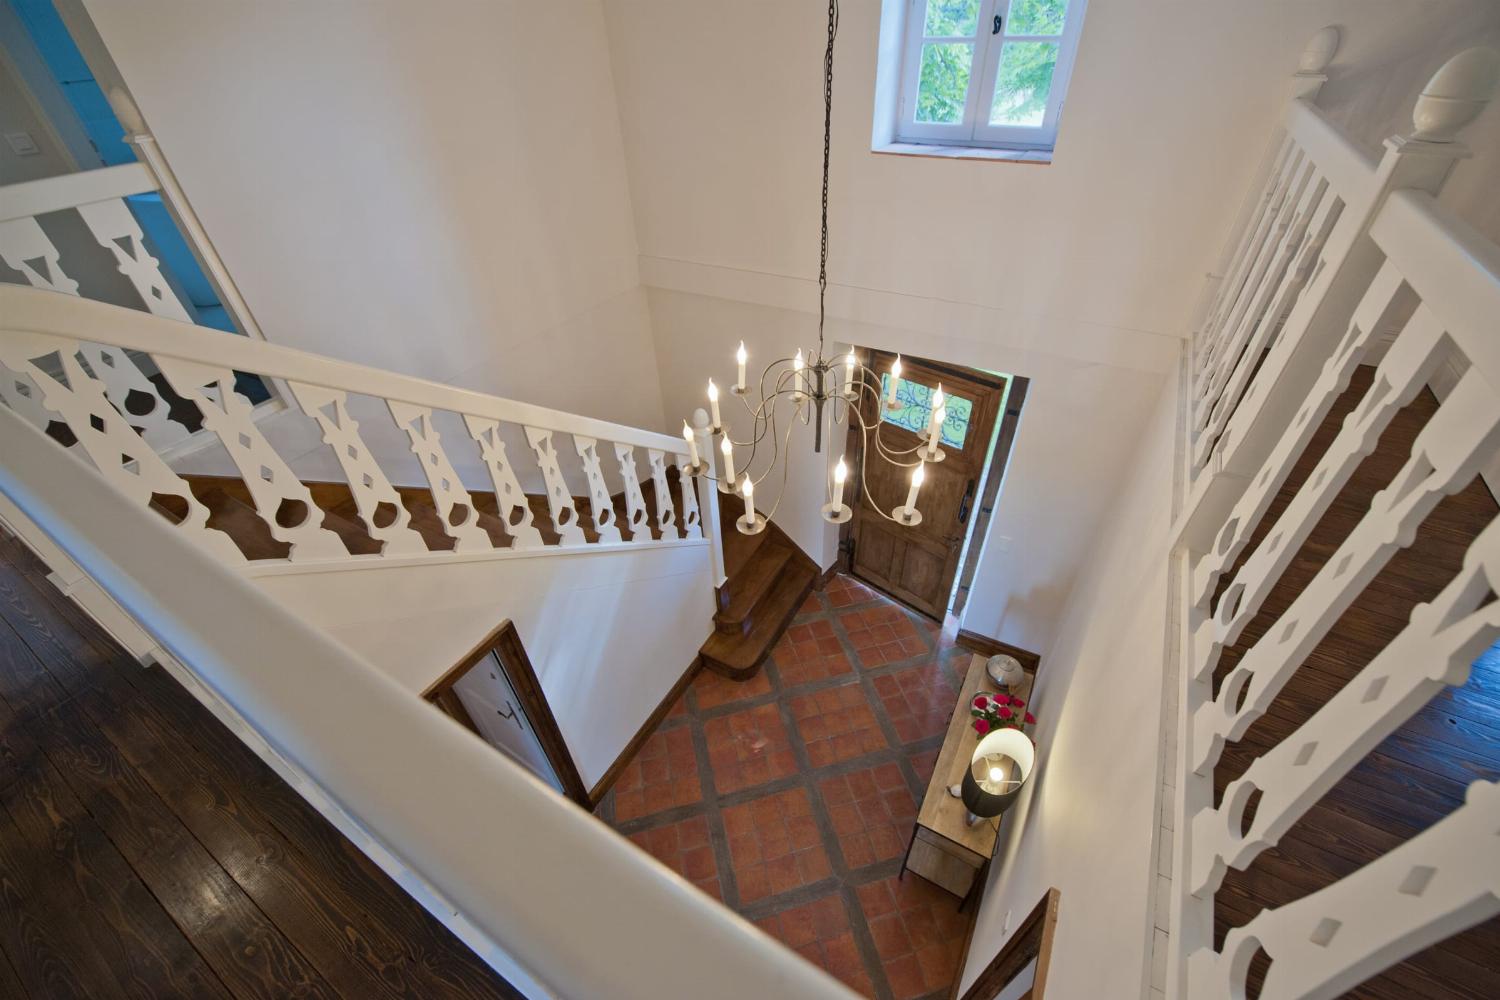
[1005,0,1067,36]
[924,0,979,35]
[990,41,1057,126]
[915,0,1067,129]
[916,43,973,123]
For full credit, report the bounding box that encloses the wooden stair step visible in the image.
[720,509,769,577]
[714,542,792,636]
[187,485,290,561]
[700,561,816,679]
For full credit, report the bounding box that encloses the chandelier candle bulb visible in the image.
[843,352,856,397]
[719,435,735,488]
[741,474,755,521]
[832,456,847,508]
[793,350,806,401]
[707,378,722,431]
[905,462,924,512]
[927,405,945,455]
[683,421,699,468]
[886,356,902,409]
[735,342,747,392]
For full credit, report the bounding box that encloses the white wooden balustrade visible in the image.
[1168,36,1500,1000]
[0,285,705,570]
[0,400,850,1000]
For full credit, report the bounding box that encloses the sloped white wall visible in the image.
[248,543,715,790]
[79,0,667,432]
[958,374,1177,998]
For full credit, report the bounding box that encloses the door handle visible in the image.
[993,14,1003,35]
[958,478,976,524]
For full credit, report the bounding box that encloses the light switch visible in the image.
[995,534,1013,553]
[3,131,40,156]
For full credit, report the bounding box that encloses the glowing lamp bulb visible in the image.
[988,766,1004,783]
[833,459,847,484]
[736,342,747,365]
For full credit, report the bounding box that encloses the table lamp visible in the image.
[959,727,1035,826]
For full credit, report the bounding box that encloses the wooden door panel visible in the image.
[847,350,1006,619]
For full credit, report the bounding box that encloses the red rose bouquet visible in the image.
[969,692,1036,738]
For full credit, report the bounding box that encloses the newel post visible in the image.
[106,86,271,346]
[1370,46,1498,205]
[693,408,727,588]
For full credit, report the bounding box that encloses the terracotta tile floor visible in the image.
[604,573,975,1000]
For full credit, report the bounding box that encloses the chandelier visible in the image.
[683,0,946,537]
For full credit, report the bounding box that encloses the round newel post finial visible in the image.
[106,86,147,135]
[1413,47,1500,141]
[1298,26,1340,75]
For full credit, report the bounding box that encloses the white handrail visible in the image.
[0,283,684,454]
[0,162,158,222]
[0,400,851,1000]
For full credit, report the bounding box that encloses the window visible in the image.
[895,0,1086,151]
[879,374,974,448]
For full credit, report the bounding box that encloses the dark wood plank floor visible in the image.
[1211,366,1500,999]
[0,531,521,999]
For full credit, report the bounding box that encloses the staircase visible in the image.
[700,490,819,680]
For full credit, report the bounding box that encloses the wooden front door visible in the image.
[846,351,1006,619]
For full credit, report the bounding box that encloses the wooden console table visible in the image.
[901,653,1033,902]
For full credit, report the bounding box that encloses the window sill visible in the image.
[871,141,1052,164]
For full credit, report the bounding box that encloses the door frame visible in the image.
[422,620,591,808]
[840,348,1024,621]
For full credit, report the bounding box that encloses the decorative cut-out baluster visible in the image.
[0,364,58,433]
[0,332,237,562]
[1189,781,1500,999]
[74,344,191,451]
[1192,357,1500,775]
[573,435,621,544]
[74,198,191,322]
[676,454,702,538]
[647,449,677,539]
[0,217,80,295]
[289,383,425,556]
[1196,139,1299,381]
[613,442,651,542]
[155,357,345,561]
[386,401,491,553]
[522,427,585,546]
[1188,262,1407,612]
[1193,152,1312,428]
[1191,519,1500,898]
[464,415,543,549]
[1193,178,1342,476]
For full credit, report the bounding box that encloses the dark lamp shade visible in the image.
[959,728,1035,819]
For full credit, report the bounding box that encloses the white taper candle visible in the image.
[683,421,699,467]
[720,435,735,483]
[736,342,747,392]
[927,405,945,453]
[886,355,902,406]
[741,474,755,521]
[793,349,805,401]
[904,462,924,512]
[707,378,722,429]
[843,352,856,396]
[832,456,848,508]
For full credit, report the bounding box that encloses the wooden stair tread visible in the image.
[715,542,792,632]
[700,561,816,675]
[187,485,291,561]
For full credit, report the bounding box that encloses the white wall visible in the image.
[602,0,1488,654]
[958,375,1177,998]
[1313,0,1500,245]
[248,543,715,790]
[79,0,667,432]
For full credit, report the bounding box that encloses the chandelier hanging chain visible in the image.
[816,0,838,362]
[690,0,944,534]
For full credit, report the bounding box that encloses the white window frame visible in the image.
[895,0,1087,151]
